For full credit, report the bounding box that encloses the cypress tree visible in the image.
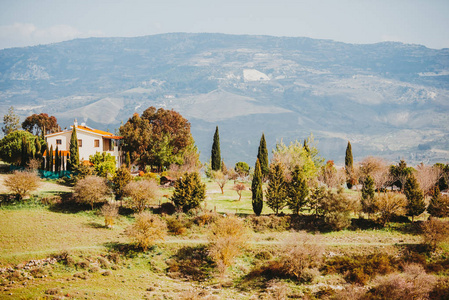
[361,175,376,218]
[257,133,269,177]
[125,151,131,167]
[404,175,426,222]
[55,146,60,172]
[68,125,79,171]
[251,159,263,216]
[47,145,54,172]
[211,126,221,171]
[345,141,354,189]
[21,137,27,167]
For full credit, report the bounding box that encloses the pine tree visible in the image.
[361,175,376,218]
[404,175,426,222]
[171,172,206,212]
[265,162,287,215]
[211,126,221,171]
[427,187,449,218]
[345,141,354,189]
[251,159,263,216]
[257,133,269,177]
[68,125,79,171]
[287,165,309,215]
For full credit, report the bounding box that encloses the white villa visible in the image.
[44,120,124,168]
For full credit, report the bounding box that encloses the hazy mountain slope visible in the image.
[1,33,448,165]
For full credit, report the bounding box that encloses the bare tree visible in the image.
[233,183,246,201]
[74,175,110,209]
[212,170,228,194]
[415,163,442,195]
[358,157,392,192]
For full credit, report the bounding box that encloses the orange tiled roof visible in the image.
[76,125,115,136]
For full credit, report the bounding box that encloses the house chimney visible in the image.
[74,119,78,127]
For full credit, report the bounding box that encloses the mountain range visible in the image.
[1,33,449,166]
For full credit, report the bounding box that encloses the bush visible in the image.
[208,215,249,275]
[375,192,407,225]
[247,215,290,232]
[171,172,206,212]
[112,166,132,199]
[73,175,110,209]
[278,232,324,281]
[165,214,188,235]
[367,264,436,300]
[323,253,397,285]
[430,277,449,300]
[123,179,159,213]
[4,170,40,200]
[321,188,357,230]
[427,188,449,218]
[126,212,167,251]
[100,202,119,228]
[420,218,449,250]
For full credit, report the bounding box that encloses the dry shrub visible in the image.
[194,211,220,226]
[323,253,397,285]
[208,215,249,275]
[167,245,215,281]
[367,264,436,300]
[263,279,290,300]
[248,215,290,232]
[100,202,119,228]
[126,212,167,251]
[4,170,40,200]
[420,218,449,250]
[26,158,41,171]
[279,232,324,281]
[165,214,188,235]
[124,179,159,212]
[73,175,110,209]
[430,277,449,300]
[375,192,407,225]
[331,285,366,300]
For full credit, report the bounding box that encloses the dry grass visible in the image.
[0,209,130,265]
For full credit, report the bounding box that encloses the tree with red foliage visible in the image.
[22,113,59,136]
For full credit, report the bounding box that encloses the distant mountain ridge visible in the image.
[1,33,448,165]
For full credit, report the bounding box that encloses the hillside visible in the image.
[1,33,449,165]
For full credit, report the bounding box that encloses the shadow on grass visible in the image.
[104,242,145,258]
[48,193,93,214]
[166,245,216,282]
[85,221,105,229]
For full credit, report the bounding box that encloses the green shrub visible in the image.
[171,172,206,212]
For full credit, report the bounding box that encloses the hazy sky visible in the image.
[0,0,448,50]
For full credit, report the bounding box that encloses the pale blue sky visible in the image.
[0,0,448,49]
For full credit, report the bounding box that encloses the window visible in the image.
[56,139,62,145]
[94,139,100,147]
[78,139,82,147]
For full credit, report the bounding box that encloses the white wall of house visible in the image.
[45,127,123,168]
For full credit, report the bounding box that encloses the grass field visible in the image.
[0,174,447,299]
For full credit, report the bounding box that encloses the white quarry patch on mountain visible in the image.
[167,90,291,122]
[243,69,270,82]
